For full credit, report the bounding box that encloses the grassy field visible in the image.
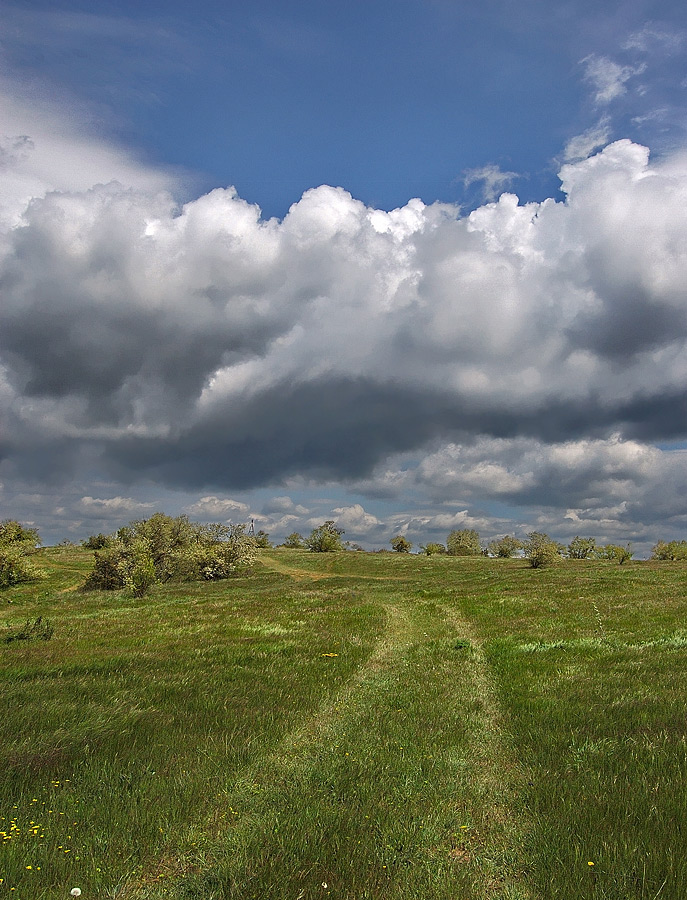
[1,548,686,899]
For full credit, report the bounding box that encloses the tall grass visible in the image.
[1,549,686,898]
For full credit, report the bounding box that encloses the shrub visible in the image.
[446,529,481,556]
[651,540,687,561]
[421,543,446,556]
[306,521,344,552]
[195,525,258,579]
[567,536,596,559]
[82,533,111,550]
[82,540,135,591]
[282,532,305,549]
[83,515,257,594]
[596,544,634,564]
[390,535,412,553]
[523,532,562,569]
[0,520,45,587]
[0,520,41,548]
[254,530,272,549]
[487,535,522,558]
[0,544,46,587]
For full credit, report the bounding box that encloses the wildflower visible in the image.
[588,861,595,867]
[71,889,82,897]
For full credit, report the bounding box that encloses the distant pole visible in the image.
[248,519,255,536]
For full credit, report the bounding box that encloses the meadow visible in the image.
[1,548,686,899]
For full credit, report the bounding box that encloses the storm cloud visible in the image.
[2,119,687,548]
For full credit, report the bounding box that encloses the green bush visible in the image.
[254,530,272,549]
[306,521,344,552]
[651,540,687,561]
[0,520,41,548]
[82,533,111,550]
[0,544,46,587]
[390,535,412,553]
[523,532,562,569]
[421,543,446,556]
[0,520,45,587]
[567,536,596,559]
[446,529,481,556]
[4,616,54,643]
[595,544,633,564]
[282,532,304,549]
[487,535,522,558]
[83,515,257,594]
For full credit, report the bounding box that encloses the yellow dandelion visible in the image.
[588,861,595,867]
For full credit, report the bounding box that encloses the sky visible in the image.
[1,0,687,554]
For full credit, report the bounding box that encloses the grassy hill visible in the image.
[1,548,686,899]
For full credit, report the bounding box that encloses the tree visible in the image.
[82,533,111,550]
[254,530,272,549]
[306,521,344,552]
[446,529,481,557]
[390,535,412,553]
[0,520,41,548]
[487,535,522,558]
[0,520,45,587]
[567,536,596,559]
[522,532,561,569]
[282,532,305,549]
[651,540,687,561]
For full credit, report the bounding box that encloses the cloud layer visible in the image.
[2,94,687,549]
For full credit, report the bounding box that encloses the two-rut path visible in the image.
[121,558,536,899]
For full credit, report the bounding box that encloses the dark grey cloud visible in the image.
[106,378,462,488]
[2,123,687,551]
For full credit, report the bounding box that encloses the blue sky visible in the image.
[1,0,687,553]
[6,0,685,215]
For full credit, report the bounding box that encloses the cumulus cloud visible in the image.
[261,496,310,516]
[183,496,250,519]
[0,77,173,228]
[354,433,687,551]
[331,503,382,534]
[2,89,687,551]
[3,136,687,488]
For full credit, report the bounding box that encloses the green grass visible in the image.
[1,549,686,898]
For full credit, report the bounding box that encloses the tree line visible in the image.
[2,518,687,592]
[388,529,636,567]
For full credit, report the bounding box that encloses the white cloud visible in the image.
[78,496,156,515]
[331,503,381,534]
[622,26,685,54]
[563,119,612,162]
[463,163,518,202]
[261,496,310,515]
[581,55,646,105]
[0,75,173,228]
[2,84,687,552]
[184,496,250,519]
